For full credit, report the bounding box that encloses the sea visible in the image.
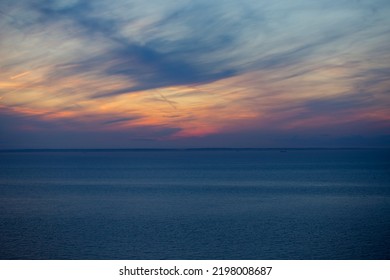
[0,149,389,259]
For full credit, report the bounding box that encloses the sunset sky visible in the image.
[0,0,389,148]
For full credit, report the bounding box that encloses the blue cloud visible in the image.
[3,0,388,96]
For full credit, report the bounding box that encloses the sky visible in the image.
[0,0,389,149]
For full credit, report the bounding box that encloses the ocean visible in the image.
[0,149,389,259]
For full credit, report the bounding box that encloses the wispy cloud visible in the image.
[0,0,389,148]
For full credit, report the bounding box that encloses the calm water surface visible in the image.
[0,149,389,259]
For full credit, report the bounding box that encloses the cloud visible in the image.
[25,0,238,96]
[0,0,389,148]
[101,116,141,125]
[0,107,182,148]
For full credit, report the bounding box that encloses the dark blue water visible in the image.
[0,149,389,259]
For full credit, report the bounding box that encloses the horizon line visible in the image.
[0,147,388,152]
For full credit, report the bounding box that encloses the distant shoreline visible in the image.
[0,147,388,153]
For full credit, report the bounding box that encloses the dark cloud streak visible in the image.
[31,0,237,97]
